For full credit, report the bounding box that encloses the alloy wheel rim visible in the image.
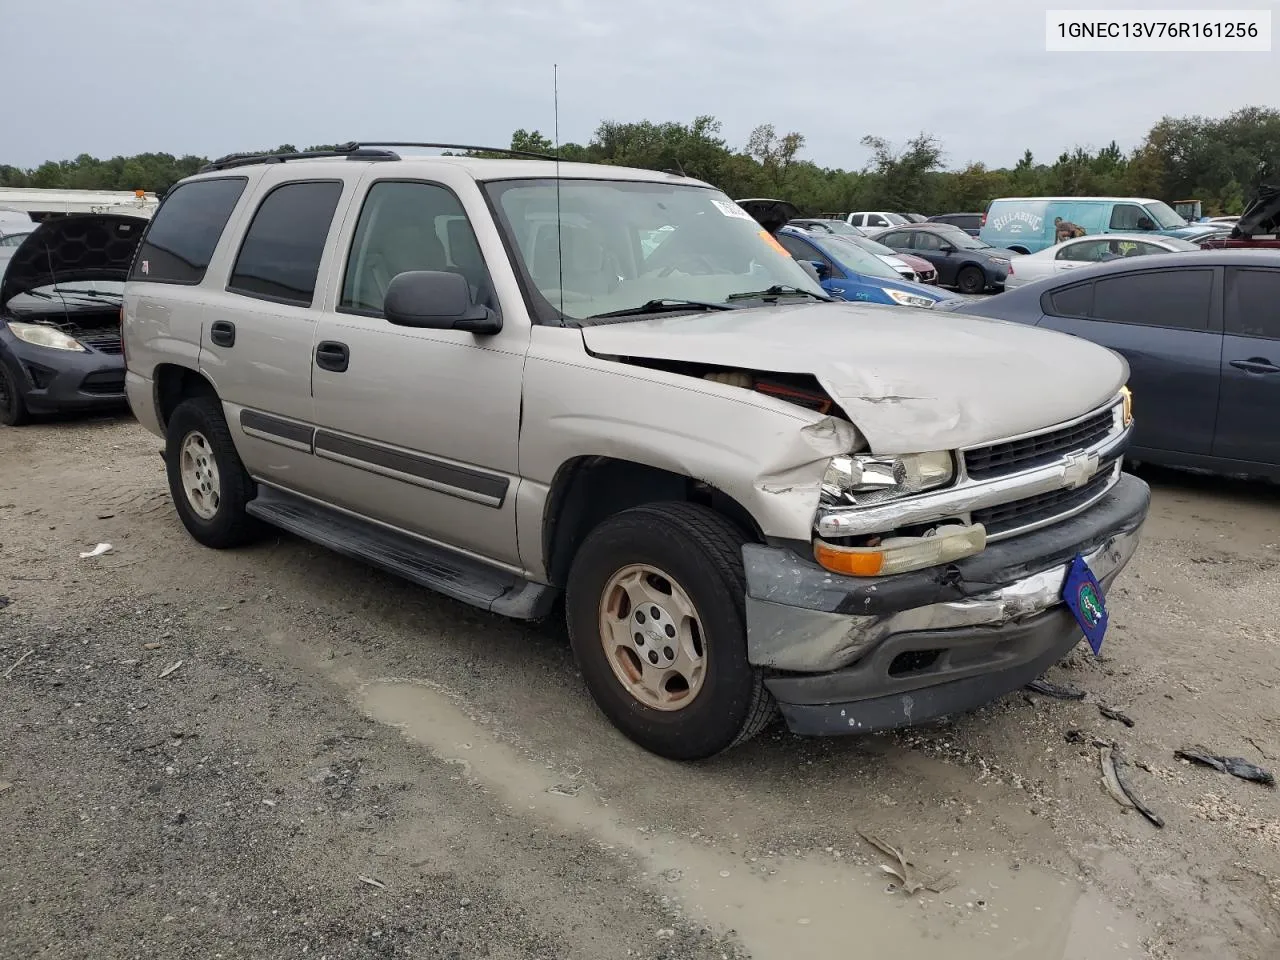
[179,431,221,520]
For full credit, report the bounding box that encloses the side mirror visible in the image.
[383,270,501,335]
[940,243,956,253]
[808,260,831,280]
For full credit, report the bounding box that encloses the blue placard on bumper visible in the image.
[1063,554,1108,654]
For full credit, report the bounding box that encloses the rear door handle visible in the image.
[315,341,350,373]
[1230,358,1280,374]
[209,320,235,348]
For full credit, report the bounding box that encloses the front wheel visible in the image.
[957,266,986,295]
[0,361,30,426]
[165,396,262,548]
[565,502,776,760]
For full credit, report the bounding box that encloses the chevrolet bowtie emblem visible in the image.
[1061,450,1101,489]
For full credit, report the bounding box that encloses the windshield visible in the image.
[841,234,899,258]
[799,220,864,238]
[1142,201,1187,229]
[934,226,988,249]
[484,179,826,322]
[819,237,905,280]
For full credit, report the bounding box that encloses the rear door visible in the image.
[1037,266,1222,455]
[1213,266,1280,465]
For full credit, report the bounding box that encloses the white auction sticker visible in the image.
[711,199,754,220]
[1046,9,1271,51]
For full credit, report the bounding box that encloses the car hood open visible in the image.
[1,213,148,306]
[581,302,1126,454]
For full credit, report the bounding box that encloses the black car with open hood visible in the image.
[0,213,148,425]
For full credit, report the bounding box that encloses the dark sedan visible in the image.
[927,212,983,236]
[869,223,1019,294]
[1,213,145,426]
[938,250,1280,480]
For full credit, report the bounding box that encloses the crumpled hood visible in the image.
[581,302,1127,454]
[1,213,148,306]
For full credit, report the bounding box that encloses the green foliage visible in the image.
[3,106,1276,216]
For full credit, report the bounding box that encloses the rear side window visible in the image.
[1225,267,1280,339]
[228,181,344,306]
[1092,269,1213,330]
[1045,282,1093,318]
[130,177,247,284]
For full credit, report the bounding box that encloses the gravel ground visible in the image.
[2,414,1278,960]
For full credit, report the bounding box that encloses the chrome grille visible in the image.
[964,406,1116,481]
[974,458,1120,539]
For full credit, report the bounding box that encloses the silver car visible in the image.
[122,143,1149,761]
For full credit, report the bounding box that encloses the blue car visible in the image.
[774,226,959,308]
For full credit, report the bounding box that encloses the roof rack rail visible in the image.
[355,142,561,162]
[198,140,560,173]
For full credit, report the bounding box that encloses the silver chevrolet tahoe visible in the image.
[121,142,1149,761]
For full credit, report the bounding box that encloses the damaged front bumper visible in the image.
[742,472,1150,735]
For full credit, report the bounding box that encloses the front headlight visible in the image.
[883,288,935,308]
[989,257,1010,265]
[7,321,87,352]
[821,451,954,507]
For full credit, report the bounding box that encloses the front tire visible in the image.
[957,266,986,295]
[565,502,776,761]
[0,361,30,426]
[165,396,262,548]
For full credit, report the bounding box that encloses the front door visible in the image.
[308,177,530,569]
[1213,266,1280,465]
[1038,266,1222,456]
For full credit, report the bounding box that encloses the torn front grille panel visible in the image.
[963,407,1116,481]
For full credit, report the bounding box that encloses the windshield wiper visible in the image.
[587,298,737,320]
[725,285,831,302]
[54,286,123,298]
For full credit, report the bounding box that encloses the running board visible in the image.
[246,486,557,620]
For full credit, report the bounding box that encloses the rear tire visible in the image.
[0,361,30,426]
[565,501,776,761]
[957,266,986,295]
[165,396,262,548]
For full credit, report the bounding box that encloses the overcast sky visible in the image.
[3,0,1276,172]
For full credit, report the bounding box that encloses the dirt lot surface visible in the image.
[2,414,1278,960]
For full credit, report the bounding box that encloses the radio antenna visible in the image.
[554,63,564,321]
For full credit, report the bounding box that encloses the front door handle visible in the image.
[315,341,350,373]
[1230,358,1280,375]
[209,320,235,348]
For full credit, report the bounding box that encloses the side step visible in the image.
[246,486,557,620]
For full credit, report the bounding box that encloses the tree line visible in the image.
[2,106,1276,216]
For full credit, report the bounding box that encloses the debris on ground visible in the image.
[1099,744,1164,826]
[858,832,955,895]
[357,875,387,890]
[0,781,12,794]
[78,542,113,559]
[0,596,10,611]
[1065,729,1087,744]
[1026,678,1086,700]
[158,660,185,679]
[1112,746,1164,827]
[1099,705,1136,727]
[3,649,33,680]
[1176,747,1276,787]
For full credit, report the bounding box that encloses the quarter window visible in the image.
[1091,269,1213,330]
[129,177,247,284]
[1225,267,1280,339]
[341,181,494,316]
[228,181,343,306]
[1045,282,1093,318]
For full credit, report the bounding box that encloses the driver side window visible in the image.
[340,180,495,316]
[1109,204,1150,230]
